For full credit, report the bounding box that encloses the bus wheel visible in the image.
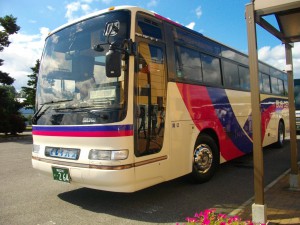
[191,134,219,183]
[275,121,285,148]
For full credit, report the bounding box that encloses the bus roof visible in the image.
[48,6,157,37]
[47,5,285,76]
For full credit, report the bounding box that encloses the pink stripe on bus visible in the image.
[32,130,133,137]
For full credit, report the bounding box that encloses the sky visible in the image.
[0,0,299,91]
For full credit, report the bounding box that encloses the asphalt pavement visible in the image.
[0,133,299,225]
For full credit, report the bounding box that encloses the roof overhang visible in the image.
[254,0,300,44]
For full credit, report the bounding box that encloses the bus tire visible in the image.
[275,121,285,148]
[191,134,219,183]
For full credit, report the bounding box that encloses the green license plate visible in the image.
[52,167,71,183]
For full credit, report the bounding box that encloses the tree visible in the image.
[0,59,14,85]
[0,15,20,51]
[0,15,25,134]
[0,85,25,134]
[21,59,39,112]
[0,15,19,85]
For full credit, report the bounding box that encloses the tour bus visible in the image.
[295,79,300,132]
[32,6,289,192]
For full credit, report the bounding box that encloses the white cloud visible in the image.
[195,6,202,19]
[1,27,50,91]
[65,1,81,22]
[65,0,95,22]
[101,0,112,4]
[186,22,196,30]
[81,4,91,13]
[258,43,300,79]
[147,0,158,8]
[47,5,55,11]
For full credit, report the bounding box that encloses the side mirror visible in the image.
[106,48,121,77]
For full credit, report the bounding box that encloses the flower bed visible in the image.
[177,209,265,225]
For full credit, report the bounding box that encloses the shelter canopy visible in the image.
[254,0,300,43]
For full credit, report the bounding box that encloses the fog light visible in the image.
[89,149,128,160]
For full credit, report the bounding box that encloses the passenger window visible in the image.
[239,66,250,91]
[278,79,284,95]
[175,45,202,82]
[261,73,271,93]
[201,54,222,85]
[284,80,288,95]
[137,21,162,39]
[271,77,279,94]
[223,60,239,89]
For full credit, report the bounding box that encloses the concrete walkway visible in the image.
[234,168,300,224]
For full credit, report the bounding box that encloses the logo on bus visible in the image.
[82,117,97,123]
[276,100,288,109]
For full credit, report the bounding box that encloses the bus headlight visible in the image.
[89,149,128,160]
[32,144,40,153]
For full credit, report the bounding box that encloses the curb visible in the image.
[229,162,300,217]
[229,169,291,217]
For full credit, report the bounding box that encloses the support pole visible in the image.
[285,44,299,188]
[246,3,267,224]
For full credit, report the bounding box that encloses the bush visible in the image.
[0,114,26,135]
[9,114,26,134]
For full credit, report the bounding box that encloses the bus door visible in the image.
[134,38,169,182]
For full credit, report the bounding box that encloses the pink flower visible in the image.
[203,209,214,215]
[194,212,203,218]
[228,216,241,223]
[232,216,240,221]
[218,213,227,220]
[185,217,198,223]
[178,210,261,225]
[202,217,211,225]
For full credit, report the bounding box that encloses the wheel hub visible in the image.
[193,144,213,174]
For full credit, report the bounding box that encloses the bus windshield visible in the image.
[35,10,130,125]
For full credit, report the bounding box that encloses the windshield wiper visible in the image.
[32,99,73,124]
[41,99,74,105]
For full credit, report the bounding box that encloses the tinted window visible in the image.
[221,47,248,65]
[261,73,271,93]
[259,63,269,75]
[278,79,284,95]
[137,20,162,39]
[284,80,288,95]
[223,60,239,88]
[174,28,221,55]
[201,54,222,85]
[175,45,202,82]
[271,77,279,94]
[270,67,281,78]
[239,66,250,91]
